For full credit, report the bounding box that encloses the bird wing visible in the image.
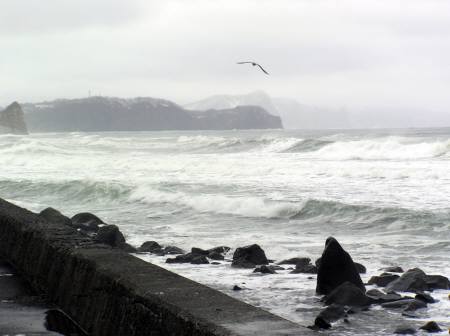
[236,61,254,64]
[256,63,269,75]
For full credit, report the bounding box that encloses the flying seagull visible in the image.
[237,61,269,75]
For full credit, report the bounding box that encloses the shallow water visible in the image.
[1,128,449,334]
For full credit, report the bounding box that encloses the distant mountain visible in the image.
[185,91,280,116]
[0,102,28,134]
[23,96,282,132]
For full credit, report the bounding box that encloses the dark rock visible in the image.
[381,266,404,273]
[278,257,311,266]
[207,251,225,260]
[231,244,268,268]
[425,274,450,290]
[39,208,72,227]
[290,263,317,274]
[394,325,417,334]
[71,212,103,232]
[404,299,427,311]
[210,262,221,265]
[415,292,435,304]
[314,304,347,329]
[316,237,365,295]
[366,289,403,304]
[95,225,125,247]
[386,268,428,293]
[160,246,185,255]
[233,285,242,291]
[354,263,367,274]
[316,257,366,274]
[323,282,371,307]
[253,265,277,274]
[191,247,209,255]
[138,241,162,253]
[420,321,442,333]
[207,246,231,254]
[368,273,400,287]
[166,253,209,265]
[381,299,416,309]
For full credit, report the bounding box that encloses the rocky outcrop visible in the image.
[231,244,269,268]
[23,96,283,132]
[0,102,28,134]
[316,237,365,295]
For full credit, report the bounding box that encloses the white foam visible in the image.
[129,187,301,218]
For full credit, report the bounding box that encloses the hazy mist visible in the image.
[1,0,450,127]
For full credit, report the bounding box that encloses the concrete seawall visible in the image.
[0,198,312,336]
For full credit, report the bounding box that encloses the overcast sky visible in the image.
[1,0,450,116]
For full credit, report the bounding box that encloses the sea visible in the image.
[1,128,449,335]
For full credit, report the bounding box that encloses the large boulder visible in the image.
[166,253,209,265]
[368,273,400,287]
[425,274,450,290]
[365,289,403,304]
[71,212,104,232]
[316,237,365,295]
[231,244,268,268]
[39,208,72,227]
[138,241,162,253]
[323,282,371,307]
[385,268,428,293]
[95,225,125,247]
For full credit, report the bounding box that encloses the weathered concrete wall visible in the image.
[0,198,312,336]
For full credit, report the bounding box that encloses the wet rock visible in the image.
[95,225,125,247]
[191,247,209,255]
[192,247,228,260]
[71,212,103,232]
[45,309,88,336]
[278,257,311,266]
[208,251,225,260]
[316,237,365,295]
[381,266,404,273]
[394,325,417,334]
[39,208,72,227]
[231,244,268,268]
[386,268,428,293]
[314,304,347,329]
[425,274,450,290]
[419,321,442,333]
[323,282,371,307]
[415,292,435,304]
[138,241,162,253]
[354,263,367,274]
[233,285,242,291]
[404,299,427,311]
[208,246,231,254]
[290,263,317,274]
[366,289,403,304]
[316,257,366,274]
[368,273,400,287]
[381,299,416,309]
[253,265,277,274]
[166,253,209,265]
[160,246,185,255]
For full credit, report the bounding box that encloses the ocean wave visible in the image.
[129,187,301,218]
[292,198,450,234]
[0,179,131,206]
[309,137,450,160]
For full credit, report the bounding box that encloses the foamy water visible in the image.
[1,128,449,334]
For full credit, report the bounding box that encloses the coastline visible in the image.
[0,197,312,336]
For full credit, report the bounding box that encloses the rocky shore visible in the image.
[33,205,450,335]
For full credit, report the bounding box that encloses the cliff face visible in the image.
[0,102,29,134]
[23,97,283,132]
